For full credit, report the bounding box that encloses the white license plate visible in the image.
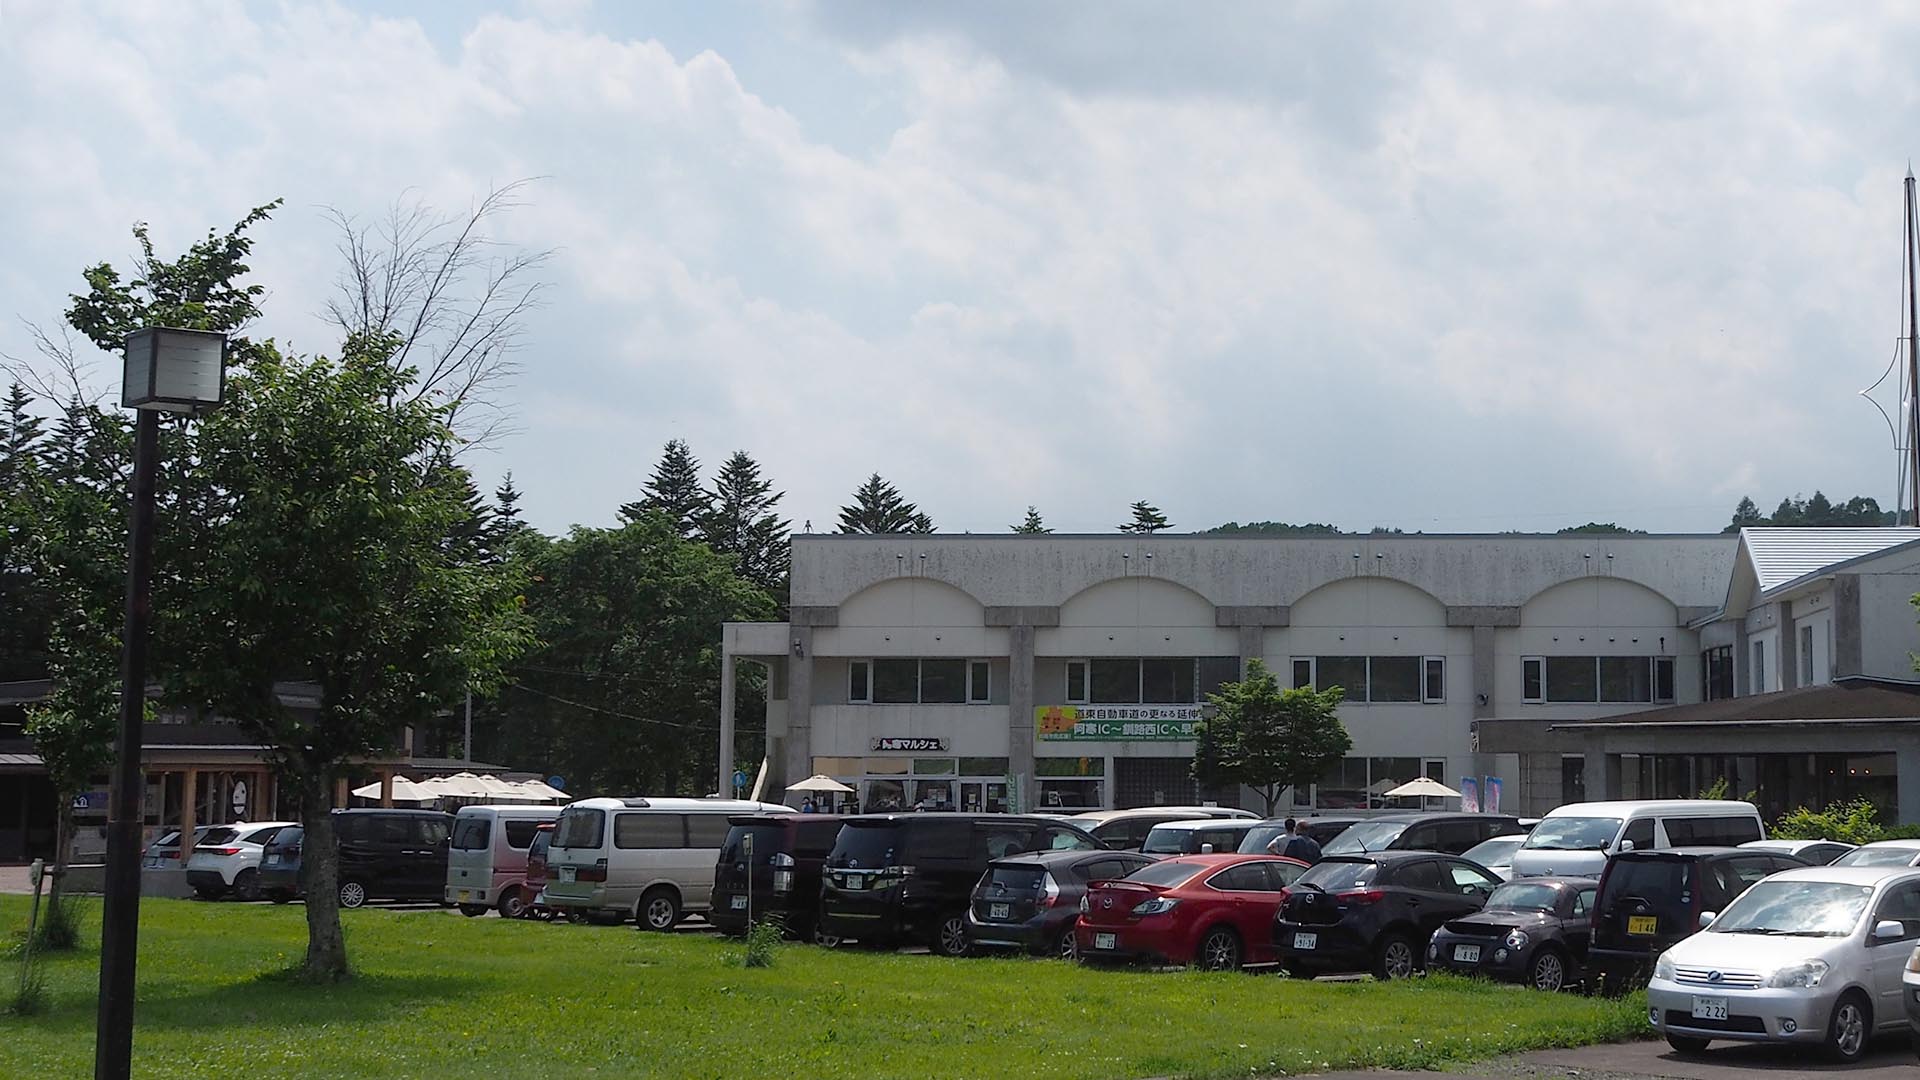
[1293,932,1318,950]
[989,902,1010,920]
[264,854,279,865]
[843,875,865,891]
[730,895,747,910]
[1691,996,1728,1021]
[1453,943,1481,963]
[559,866,576,883]
[1094,932,1116,950]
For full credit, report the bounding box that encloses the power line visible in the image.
[506,682,761,735]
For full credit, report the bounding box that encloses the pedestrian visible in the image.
[800,797,816,814]
[1269,818,1322,864]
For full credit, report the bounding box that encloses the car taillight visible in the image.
[1336,889,1385,905]
[1591,860,1614,932]
[772,853,795,893]
[204,847,241,856]
[1042,873,1061,908]
[577,858,609,882]
[1078,894,1089,914]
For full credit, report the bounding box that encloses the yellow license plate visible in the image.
[1627,915,1657,936]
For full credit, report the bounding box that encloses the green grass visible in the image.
[0,896,1648,1079]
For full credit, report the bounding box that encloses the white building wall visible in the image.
[1857,573,1920,680]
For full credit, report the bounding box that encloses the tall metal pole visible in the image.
[1906,169,1920,524]
[463,689,473,765]
[94,408,158,1080]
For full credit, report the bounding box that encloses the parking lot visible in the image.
[1307,1038,1915,1080]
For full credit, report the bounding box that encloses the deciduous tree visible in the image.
[1192,660,1351,816]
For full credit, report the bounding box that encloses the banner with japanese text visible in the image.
[1036,704,1201,742]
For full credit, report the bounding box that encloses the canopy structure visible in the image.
[402,773,569,804]
[786,774,855,794]
[1383,777,1462,799]
[349,776,436,802]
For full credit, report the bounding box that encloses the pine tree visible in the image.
[1119,500,1171,533]
[486,472,535,553]
[837,473,934,534]
[0,383,44,494]
[1723,496,1765,534]
[1011,506,1050,534]
[697,450,790,594]
[620,438,708,536]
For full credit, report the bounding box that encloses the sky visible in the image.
[4,1,1920,537]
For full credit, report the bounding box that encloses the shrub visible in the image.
[741,918,782,969]
[6,965,48,1017]
[32,896,89,953]
[1772,798,1889,845]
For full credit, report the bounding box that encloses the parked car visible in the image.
[543,797,790,929]
[521,822,556,919]
[1064,806,1258,851]
[447,804,560,918]
[1321,813,1522,857]
[184,821,297,901]
[819,813,1100,956]
[1140,819,1260,856]
[1831,839,1920,869]
[143,825,217,870]
[1076,853,1308,970]
[1509,799,1765,879]
[1588,846,1805,992]
[1274,852,1502,979]
[1239,817,1361,855]
[1650,866,1920,1062]
[709,814,844,943]
[1427,876,1598,991]
[333,808,455,909]
[967,848,1155,958]
[258,825,303,902]
[1740,838,1856,866]
[1459,834,1530,881]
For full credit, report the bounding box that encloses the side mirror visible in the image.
[1199,843,1215,854]
[1698,911,1717,929]
[1618,839,1636,853]
[1874,920,1905,941]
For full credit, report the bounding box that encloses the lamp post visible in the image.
[95,327,226,1080]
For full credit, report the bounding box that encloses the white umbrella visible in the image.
[349,776,434,802]
[786,774,855,794]
[509,779,569,802]
[1384,777,1462,799]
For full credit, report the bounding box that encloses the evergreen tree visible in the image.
[1724,496,1765,533]
[488,472,535,548]
[697,450,790,595]
[0,383,43,494]
[1011,506,1050,534]
[620,438,708,536]
[1119,500,1171,533]
[837,473,935,534]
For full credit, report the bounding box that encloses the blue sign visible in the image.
[732,770,748,791]
[547,775,566,791]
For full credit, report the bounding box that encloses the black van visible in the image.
[1321,813,1523,856]
[332,809,454,909]
[818,814,1100,956]
[709,814,845,942]
[1588,846,1806,992]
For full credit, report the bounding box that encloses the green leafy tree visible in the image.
[1204,521,1344,536]
[1191,659,1351,815]
[0,383,51,681]
[1726,491,1894,531]
[697,450,790,597]
[1011,506,1050,534]
[837,473,934,534]
[621,438,709,535]
[1558,522,1648,535]
[1119,500,1170,533]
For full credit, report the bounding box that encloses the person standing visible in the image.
[1270,818,1322,864]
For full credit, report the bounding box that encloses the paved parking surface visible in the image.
[0,864,37,894]
[1303,1037,1916,1080]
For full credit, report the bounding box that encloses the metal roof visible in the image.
[1741,528,1920,591]
[0,752,43,767]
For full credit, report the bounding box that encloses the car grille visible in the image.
[1664,1010,1765,1034]
[1672,966,1763,988]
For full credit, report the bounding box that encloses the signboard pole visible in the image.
[743,832,753,930]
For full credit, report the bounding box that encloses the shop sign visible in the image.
[870,737,948,752]
[1036,705,1201,742]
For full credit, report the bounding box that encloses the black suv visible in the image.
[1588,846,1806,992]
[331,809,454,909]
[818,814,1100,956]
[965,848,1154,958]
[1273,851,1501,979]
[709,814,845,942]
[1320,813,1523,856]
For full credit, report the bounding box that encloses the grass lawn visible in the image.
[0,896,1647,1079]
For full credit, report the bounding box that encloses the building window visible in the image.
[968,661,991,703]
[1751,641,1766,694]
[1525,657,1675,704]
[1423,657,1446,703]
[1300,656,1443,704]
[859,659,991,704]
[1072,658,1236,705]
[1701,646,1734,701]
[1522,657,1544,703]
[1291,658,1314,689]
[848,661,871,703]
[1798,625,1814,686]
[1065,661,1088,704]
[1090,659,1140,703]
[874,659,918,703]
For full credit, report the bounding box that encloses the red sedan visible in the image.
[1074,853,1308,970]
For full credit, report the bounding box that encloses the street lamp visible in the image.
[96,327,226,1080]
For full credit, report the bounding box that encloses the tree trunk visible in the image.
[1259,786,1280,817]
[295,772,350,981]
[48,794,74,905]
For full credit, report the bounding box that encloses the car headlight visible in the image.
[1504,930,1529,950]
[1653,953,1675,981]
[1765,959,1830,989]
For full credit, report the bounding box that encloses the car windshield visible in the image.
[1711,880,1873,937]
[720,824,789,863]
[199,828,238,846]
[1294,860,1376,891]
[552,807,605,849]
[1322,822,1405,854]
[1239,824,1288,853]
[450,817,491,850]
[983,864,1046,891]
[1833,845,1920,868]
[1139,827,1193,855]
[1123,860,1204,888]
[1462,836,1524,865]
[1485,882,1560,911]
[1522,817,1621,851]
[828,823,904,869]
[270,827,302,849]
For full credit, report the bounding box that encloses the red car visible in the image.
[1075,853,1308,970]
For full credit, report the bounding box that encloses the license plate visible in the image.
[989,902,1010,920]
[1094,932,1116,950]
[730,895,747,910]
[1690,996,1728,1021]
[264,854,279,865]
[1293,932,1318,950]
[843,875,865,891]
[559,866,576,883]
[1628,915,1657,936]
[1453,944,1481,963]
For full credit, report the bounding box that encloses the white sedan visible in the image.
[184,822,298,901]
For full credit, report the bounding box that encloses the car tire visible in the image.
[1824,991,1871,1064]
[1195,927,1242,972]
[192,887,223,901]
[1664,1034,1710,1055]
[268,890,293,905]
[1283,964,1313,979]
[931,913,972,958]
[458,903,489,917]
[1527,946,1569,993]
[497,887,528,920]
[233,868,262,903]
[338,880,368,909]
[1372,932,1418,981]
[637,887,680,932]
[1055,931,1077,961]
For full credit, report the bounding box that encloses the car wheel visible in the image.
[932,913,971,958]
[1372,932,1417,981]
[1196,927,1242,972]
[637,888,680,932]
[1824,991,1870,1064]
[192,887,223,901]
[268,890,293,905]
[458,904,489,918]
[338,880,368,909]
[233,868,262,903]
[1528,947,1568,993]
[1664,1034,1710,1055]
[811,927,843,949]
[1055,931,1077,961]
[564,909,590,925]
[497,887,528,920]
[1283,964,1313,979]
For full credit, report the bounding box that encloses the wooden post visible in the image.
[379,770,393,809]
[178,769,197,863]
[334,777,349,809]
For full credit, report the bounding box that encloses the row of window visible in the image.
[849,659,993,704]
[1520,655,1675,704]
[1289,656,1445,703]
[1063,658,1241,705]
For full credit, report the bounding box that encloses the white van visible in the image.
[445,804,561,918]
[544,797,792,930]
[1508,799,1765,879]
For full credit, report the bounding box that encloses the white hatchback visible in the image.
[184,821,298,901]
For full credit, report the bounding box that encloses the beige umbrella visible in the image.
[349,776,434,802]
[1384,777,1462,799]
[510,779,570,802]
[786,774,855,794]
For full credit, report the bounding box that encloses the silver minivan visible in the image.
[446,804,560,918]
[1509,800,1764,879]
[543,797,791,930]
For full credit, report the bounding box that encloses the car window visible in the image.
[1572,888,1595,918]
[503,820,542,849]
[1434,821,1482,853]
[796,819,843,855]
[1393,859,1444,891]
[1875,882,1920,941]
[1622,818,1655,850]
[371,817,410,844]
[1205,864,1263,892]
[685,814,732,848]
[1262,860,1307,889]
[1727,856,1775,891]
[241,826,284,845]
[200,828,239,846]
[1197,829,1240,852]
[976,823,1038,861]
[414,817,449,847]
[1445,861,1498,895]
[333,815,364,843]
[1665,815,1763,847]
[1399,825,1438,851]
[1045,826,1095,851]
[451,817,491,850]
[1296,859,1376,891]
[614,813,687,850]
[1076,858,1117,881]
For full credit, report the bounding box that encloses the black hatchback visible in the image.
[1274,852,1501,979]
[1588,846,1805,993]
[709,814,845,943]
[818,814,1101,956]
[1427,876,1598,992]
[965,849,1154,958]
[1320,813,1523,857]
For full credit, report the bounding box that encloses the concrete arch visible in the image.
[838,577,987,628]
[1059,576,1217,628]
[1290,576,1447,627]
[1521,576,1679,627]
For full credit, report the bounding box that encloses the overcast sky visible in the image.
[5,1,1918,536]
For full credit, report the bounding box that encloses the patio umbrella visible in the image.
[509,779,570,802]
[1383,777,1462,799]
[349,776,435,802]
[786,775,855,794]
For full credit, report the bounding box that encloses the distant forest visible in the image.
[1198,491,1897,537]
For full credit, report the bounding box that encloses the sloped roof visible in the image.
[1742,528,1920,592]
[1546,677,1920,727]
